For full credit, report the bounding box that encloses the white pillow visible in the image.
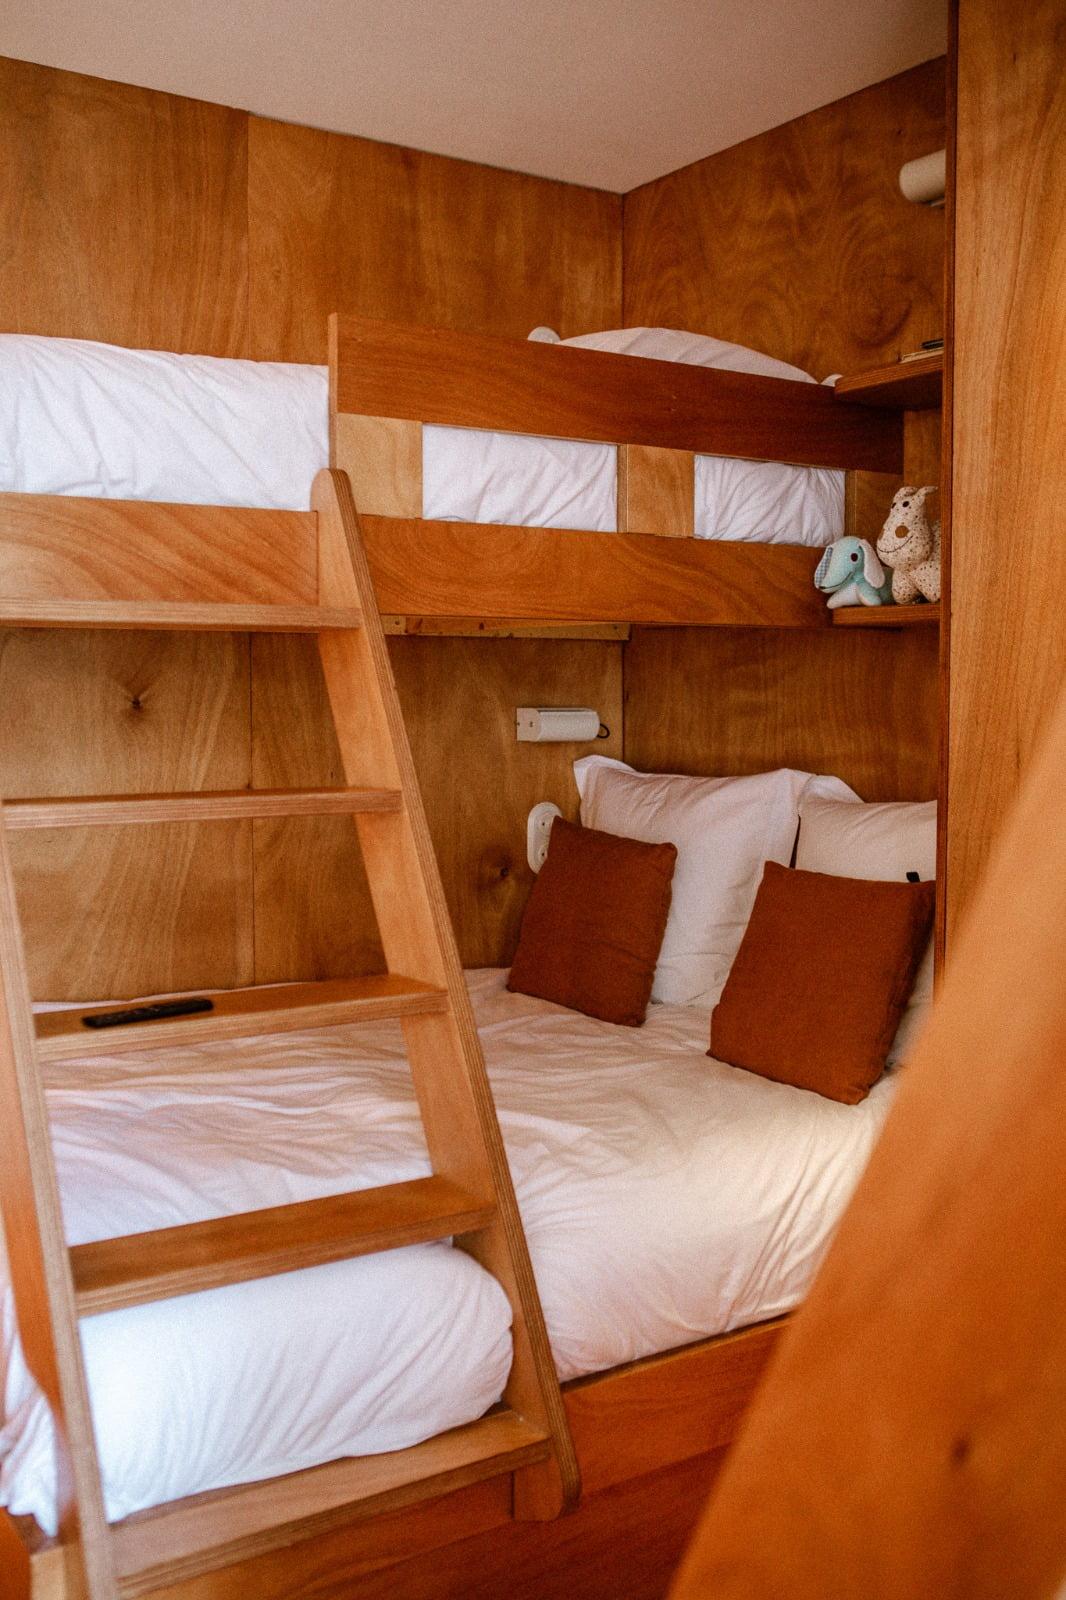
[796,796,937,1064]
[573,757,855,1009]
[559,327,818,385]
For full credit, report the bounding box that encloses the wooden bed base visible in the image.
[1,1317,784,1600]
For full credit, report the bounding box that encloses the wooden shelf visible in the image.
[833,352,943,411]
[831,603,940,628]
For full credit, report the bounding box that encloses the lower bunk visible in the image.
[1,970,890,1597]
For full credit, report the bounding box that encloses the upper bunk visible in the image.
[0,316,904,631]
[329,315,903,629]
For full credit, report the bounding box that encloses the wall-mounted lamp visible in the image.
[899,149,946,207]
[516,707,609,742]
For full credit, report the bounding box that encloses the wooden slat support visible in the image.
[72,1175,495,1315]
[5,788,401,830]
[333,414,423,518]
[34,975,447,1061]
[617,445,695,538]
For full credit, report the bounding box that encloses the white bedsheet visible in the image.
[1,970,892,1533]
[0,334,841,544]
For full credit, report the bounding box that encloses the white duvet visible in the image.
[0,333,841,545]
[1,970,892,1534]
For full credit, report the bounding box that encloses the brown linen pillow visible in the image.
[508,817,677,1026]
[710,860,935,1103]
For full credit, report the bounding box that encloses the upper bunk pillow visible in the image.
[796,795,937,1064]
[558,327,818,385]
[574,756,854,1010]
[0,334,328,509]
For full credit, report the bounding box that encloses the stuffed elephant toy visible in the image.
[813,536,894,608]
[876,485,942,604]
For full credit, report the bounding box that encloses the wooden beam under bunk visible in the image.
[3,1314,785,1600]
[329,316,903,474]
[359,517,828,628]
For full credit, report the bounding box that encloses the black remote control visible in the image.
[82,997,215,1029]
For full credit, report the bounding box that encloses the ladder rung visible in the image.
[72,1175,496,1315]
[110,1411,551,1592]
[4,787,402,830]
[35,975,447,1061]
[0,600,363,632]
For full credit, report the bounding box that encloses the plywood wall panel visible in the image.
[0,630,253,998]
[624,628,939,803]
[0,55,248,356]
[391,638,624,967]
[623,59,946,380]
[945,0,1066,934]
[247,118,622,362]
[250,634,385,983]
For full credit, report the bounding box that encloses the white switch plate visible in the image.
[527,802,562,872]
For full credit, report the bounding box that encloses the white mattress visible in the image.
[1,970,892,1533]
[0,333,841,545]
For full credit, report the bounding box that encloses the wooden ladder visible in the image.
[0,467,579,1600]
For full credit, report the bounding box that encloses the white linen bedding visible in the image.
[1,969,892,1533]
[0,333,841,544]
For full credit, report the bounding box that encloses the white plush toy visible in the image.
[876,485,942,604]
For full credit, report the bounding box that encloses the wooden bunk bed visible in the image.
[1,319,908,1600]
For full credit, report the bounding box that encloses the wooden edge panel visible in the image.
[360,517,827,628]
[380,616,629,639]
[563,1319,785,1496]
[617,445,695,538]
[333,415,423,518]
[9,1312,782,1600]
[329,315,903,473]
[0,494,318,605]
[833,352,943,409]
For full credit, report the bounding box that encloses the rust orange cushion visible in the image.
[710,861,936,1103]
[508,818,677,1026]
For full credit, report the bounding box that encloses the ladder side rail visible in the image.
[0,809,117,1600]
[311,467,580,1517]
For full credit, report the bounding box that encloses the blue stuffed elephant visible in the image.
[813,536,895,609]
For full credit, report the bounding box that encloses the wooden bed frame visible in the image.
[0,319,897,1599]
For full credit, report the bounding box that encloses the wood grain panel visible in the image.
[0,55,247,356]
[332,319,902,471]
[0,495,317,604]
[391,637,623,967]
[0,630,252,999]
[361,519,827,628]
[250,635,384,983]
[624,58,946,380]
[624,627,939,802]
[617,446,694,538]
[126,1451,727,1600]
[945,0,1066,935]
[564,1321,782,1496]
[249,633,622,976]
[247,117,621,363]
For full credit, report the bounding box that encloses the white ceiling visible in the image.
[2,0,946,192]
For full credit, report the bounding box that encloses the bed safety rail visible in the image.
[329,315,902,628]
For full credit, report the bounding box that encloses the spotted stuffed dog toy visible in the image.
[814,536,894,608]
[876,485,941,604]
